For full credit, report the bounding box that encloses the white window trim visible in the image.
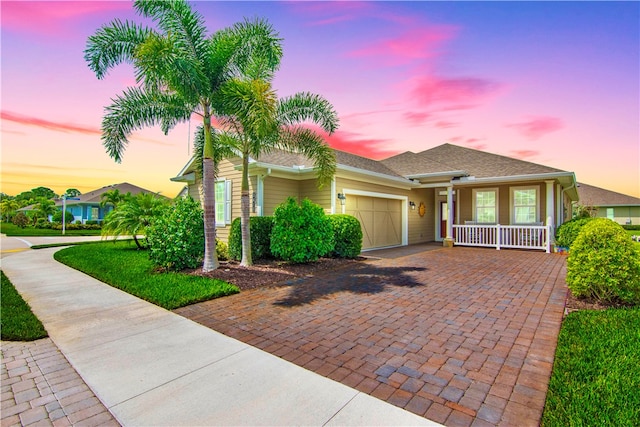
[472,188,499,224]
[510,185,540,224]
[215,178,232,226]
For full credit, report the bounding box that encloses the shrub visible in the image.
[86,220,99,225]
[567,218,640,305]
[52,209,74,224]
[270,197,334,263]
[623,225,640,231]
[216,239,229,261]
[327,214,362,258]
[147,197,204,271]
[35,218,51,229]
[228,216,274,261]
[12,212,28,228]
[555,217,595,249]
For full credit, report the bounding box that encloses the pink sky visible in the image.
[1,1,638,198]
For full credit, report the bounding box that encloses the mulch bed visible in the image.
[564,290,634,313]
[189,257,364,291]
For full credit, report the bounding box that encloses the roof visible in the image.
[382,143,566,178]
[577,182,640,207]
[54,182,164,206]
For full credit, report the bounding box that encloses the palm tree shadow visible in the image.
[273,263,428,307]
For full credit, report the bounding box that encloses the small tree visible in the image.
[270,197,334,263]
[102,193,167,249]
[33,198,56,225]
[12,212,29,228]
[52,209,75,224]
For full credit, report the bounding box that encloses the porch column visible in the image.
[444,185,455,247]
[545,180,555,229]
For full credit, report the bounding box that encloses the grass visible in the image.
[54,241,239,309]
[1,222,101,236]
[1,271,48,341]
[542,307,640,426]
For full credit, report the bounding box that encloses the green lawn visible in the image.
[1,222,102,236]
[1,271,48,341]
[54,241,239,309]
[542,307,640,426]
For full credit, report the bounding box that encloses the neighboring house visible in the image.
[576,182,640,225]
[54,182,163,224]
[172,143,579,252]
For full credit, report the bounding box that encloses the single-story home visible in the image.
[576,182,640,225]
[54,182,163,223]
[172,143,579,252]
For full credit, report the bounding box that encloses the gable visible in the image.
[577,182,640,207]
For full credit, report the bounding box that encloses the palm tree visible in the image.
[33,198,57,225]
[84,0,281,271]
[102,193,167,249]
[215,78,338,266]
[99,189,127,210]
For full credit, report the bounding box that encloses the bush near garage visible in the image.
[555,217,595,249]
[327,214,362,258]
[270,197,334,263]
[567,218,640,305]
[228,216,274,261]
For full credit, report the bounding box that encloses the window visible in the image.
[215,179,232,226]
[511,187,538,224]
[473,189,497,223]
[606,208,614,220]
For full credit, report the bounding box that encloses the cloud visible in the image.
[403,111,432,126]
[286,1,375,26]
[347,26,457,66]
[1,110,101,135]
[407,75,502,109]
[1,1,131,37]
[306,126,399,160]
[510,149,541,160]
[435,121,459,129]
[506,116,564,140]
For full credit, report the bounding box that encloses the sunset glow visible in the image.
[2,1,638,198]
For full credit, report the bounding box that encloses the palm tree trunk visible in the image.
[240,153,252,266]
[201,116,219,272]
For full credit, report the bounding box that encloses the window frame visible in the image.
[472,188,499,224]
[214,178,232,226]
[510,185,540,224]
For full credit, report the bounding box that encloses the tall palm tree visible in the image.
[84,0,282,271]
[102,192,167,249]
[215,78,338,266]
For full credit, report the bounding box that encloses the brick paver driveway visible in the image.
[176,246,567,426]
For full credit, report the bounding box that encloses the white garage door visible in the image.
[346,195,402,250]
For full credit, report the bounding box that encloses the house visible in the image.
[54,182,163,223]
[171,143,579,252]
[576,182,640,225]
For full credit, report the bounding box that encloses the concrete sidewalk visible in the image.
[1,248,438,426]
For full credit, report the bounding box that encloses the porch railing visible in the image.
[452,223,552,253]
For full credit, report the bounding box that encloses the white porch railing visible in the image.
[453,224,552,253]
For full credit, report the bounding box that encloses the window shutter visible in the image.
[225,180,232,224]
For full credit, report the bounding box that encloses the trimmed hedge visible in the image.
[228,216,274,261]
[271,197,334,263]
[327,214,362,258]
[567,218,640,305]
[623,225,640,231]
[555,217,595,249]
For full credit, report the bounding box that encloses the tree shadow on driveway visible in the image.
[273,262,427,307]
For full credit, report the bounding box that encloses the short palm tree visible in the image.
[102,192,167,249]
[84,0,282,271]
[215,78,338,266]
[33,198,57,225]
[99,189,127,210]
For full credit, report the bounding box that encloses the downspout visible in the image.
[561,181,576,224]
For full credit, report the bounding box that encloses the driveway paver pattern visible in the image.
[176,247,567,427]
[1,338,119,427]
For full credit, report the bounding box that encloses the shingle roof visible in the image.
[54,182,163,206]
[577,182,640,206]
[256,149,406,179]
[382,143,566,178]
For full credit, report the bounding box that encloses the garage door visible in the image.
[346,196,402,250]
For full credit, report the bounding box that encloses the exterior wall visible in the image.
[299,179,331,214]
[407,188,434,244]
[262,176,300,216]
[592,206,640,225]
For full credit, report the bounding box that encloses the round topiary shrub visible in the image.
[147,197,204,271]
[228,216,274,261]
[52,209,74,224]
[270,197,334,263]
[555,217,595,249]
[567,218,640,305]
[327,214,362,258]
[216,239,229,261]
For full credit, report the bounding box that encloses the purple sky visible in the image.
[2,1,638,198]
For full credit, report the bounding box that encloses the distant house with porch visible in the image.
[54,182,163,223]
[172,143,579,252]
[576,182,640,225]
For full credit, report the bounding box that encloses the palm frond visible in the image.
[278,92,339,134]
[277,126,337,188]
[192,126,238,177]
[84,19,152,79]
[101,87,192,162]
